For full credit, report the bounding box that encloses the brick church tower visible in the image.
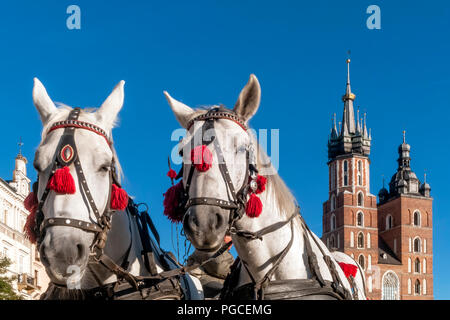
[377,133,433,299]
[322,59,433,300]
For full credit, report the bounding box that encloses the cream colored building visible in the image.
[0,152,49,299]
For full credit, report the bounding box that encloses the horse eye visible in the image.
[100,165,111,172]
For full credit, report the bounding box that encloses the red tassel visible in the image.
[246,193,263,218]
[338,262,358,278]
[167,169,177,179]
[111,184,129,210]
[163,181,185,223]
[191,145,213,172]
[24,192,38,212]
[24,206,38,244]
[255,175,267,194]
[47,166,76,194]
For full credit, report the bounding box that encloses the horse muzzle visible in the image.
[183,205,229,251]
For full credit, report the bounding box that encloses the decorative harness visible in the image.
[25,108,232,299]
[170,108,356,300]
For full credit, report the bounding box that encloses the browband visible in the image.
[48,119,112,146]
[187,111,248,132]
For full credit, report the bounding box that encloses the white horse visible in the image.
[164,75,366,300]
[30,78,203,299]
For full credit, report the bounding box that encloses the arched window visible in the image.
[414,258,421,273]
[382,271,400,300]
[368,254,372,270]
[329,235,336,249]
[414,211,421,226]
[343,161,348,186]
[423,279,427,295]
[408,258,412,273]
[386,215,393,230]
[358,255,365,270]
[357,160,363,186]
[357,192,364,207]
[408,278,412,294]
[367,233,371,249]
[330,214,336,231]
[414,238,421,253]
[330,194,336,211]
[357,232,364,248]
[350,232,354,247]
[357,211,364,227]
[415,280,421,295]
[423,259,427,274]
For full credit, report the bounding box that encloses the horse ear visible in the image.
[233,74,261,123]
[96,80,125,128]
[32,78,57,123]
[164,91,194,128]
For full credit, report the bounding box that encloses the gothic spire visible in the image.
[341,58,356,134]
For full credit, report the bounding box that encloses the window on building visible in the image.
[357,211,364,227]
[423,259,427,274]
[386,215,393,230]
[330,214,336,231]
[358,255,365,270]
[343,161,348,186]
[414,211,421,226]
[414,258,421,273]
[357,192,363,207]
[331,163,336,190]
[357,232,364,248]
[330,194,336,211]
[414,238,421,253]
[350,232,354,247]
[357,160,363,186]
[423,279,427,295]
[415,280,421,295]
[382,271,400,300]
[329,235,336,249]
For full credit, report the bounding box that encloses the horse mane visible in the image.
[39,103,124,183]
[187,106,298,218]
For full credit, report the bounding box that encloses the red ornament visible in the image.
[191,145,213,172]
[246,193,263,218]
[24,205,38,244]
[47,166,76,194]
[338,262,358,278]
[167,169,177,179]
[255,175,267,194]
[163,181,185,223]
[24,192,38,212]
[111,184,129,210]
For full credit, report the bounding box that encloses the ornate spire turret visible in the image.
[328,57,371,160]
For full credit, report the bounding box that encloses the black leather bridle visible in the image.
[32,108,143,289]
[178,108,257,242]
[33,108,119,250]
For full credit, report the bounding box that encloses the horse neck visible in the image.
[233,183,312,282]
[81,211,153,289]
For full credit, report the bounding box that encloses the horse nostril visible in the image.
[75,243,85,263]
[215,213,223,230]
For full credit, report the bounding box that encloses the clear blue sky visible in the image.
[0,0,448,299]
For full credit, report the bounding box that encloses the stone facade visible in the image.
[0,152,49,299]
[321,60,433,300]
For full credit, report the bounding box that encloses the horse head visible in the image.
[30,78,129,286]
[164,75,262,252]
